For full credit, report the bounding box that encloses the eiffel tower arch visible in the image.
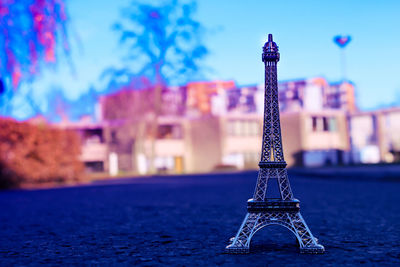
[225,34,324,254]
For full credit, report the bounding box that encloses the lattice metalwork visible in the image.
[226,34,324,254]
[226,212,323,254]
[253,167,293,201]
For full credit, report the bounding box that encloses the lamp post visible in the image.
[333,35,352,82]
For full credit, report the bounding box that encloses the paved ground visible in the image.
[1,170,400,266]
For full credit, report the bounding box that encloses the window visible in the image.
[323,117,329,131]
[312,117,318,132]
[329,117,337,132]
[310,116,337,132]
[242,121,250,136]
[249,121,259,136]
[157,124,183,139]
[227,121,235,136]
[84,128,103,143]
[228,120,260,136]
[111,130,117,144]
[234,120,242,136]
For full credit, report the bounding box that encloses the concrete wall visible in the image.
[185,116,222,173]
[281,110,350,167]
[350,108,400,164]
[303,111,349,151]
[280,112,303,167]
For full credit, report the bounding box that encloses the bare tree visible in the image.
[104,0,208,173]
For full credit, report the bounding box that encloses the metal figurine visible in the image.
[226,34,324,254]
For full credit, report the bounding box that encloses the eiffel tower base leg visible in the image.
[226,211,324,254]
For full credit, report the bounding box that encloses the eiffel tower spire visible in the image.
[225,34,324,254]
[261,34,284,163]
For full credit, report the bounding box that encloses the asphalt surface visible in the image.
[1,170,400,266]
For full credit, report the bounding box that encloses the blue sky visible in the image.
[10,0,400,119]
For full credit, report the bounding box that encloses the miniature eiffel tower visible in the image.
[226,34,324,254]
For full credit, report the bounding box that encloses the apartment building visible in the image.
[186,80,236,116]
[278,77,356,112]
[57,118,109,172]
[148,116,186,174]
[349,107,400,164]
[281,110,350,167]
[64,77,400,175]
[219,113,263,169]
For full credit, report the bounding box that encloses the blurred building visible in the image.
[281,110,350,167]
[96,78,357,174]
[206,78,354,168]
[57,116,108,172]
[215,113,263,169]
[57,76,400,176]
[186,80,236,116]
[100,114,223,175]
[224,85,262,114]
[326,81,357,112]
[278,77,357,112]
[349,107,400,164]
[98,86,187,174]
[144,116,186,174]
[149,114,262,173]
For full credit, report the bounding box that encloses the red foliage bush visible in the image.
[0,118,84,188]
